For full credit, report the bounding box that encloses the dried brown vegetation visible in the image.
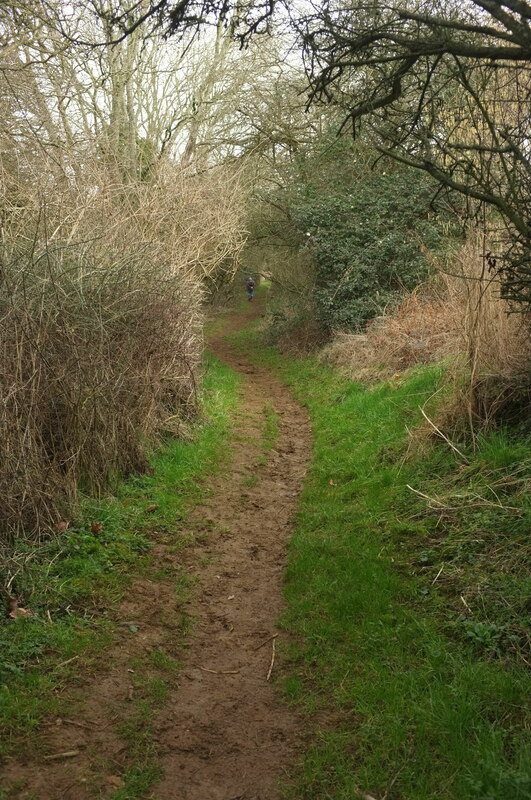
[0,164,246,544]
[321,233,531,426]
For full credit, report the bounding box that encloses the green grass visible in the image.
[0,355,239,760]
[107,650,176,799]
[230,322,531,800]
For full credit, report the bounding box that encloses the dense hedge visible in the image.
[287,140,452,332]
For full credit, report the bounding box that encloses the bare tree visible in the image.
[110,0,531,304]
[287,0,531,305]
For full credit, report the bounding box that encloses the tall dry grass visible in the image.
[0,162,246,544]
[456,234,531,426]
[321,232,530,428]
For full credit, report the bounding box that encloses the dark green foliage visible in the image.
[287,139,453,332]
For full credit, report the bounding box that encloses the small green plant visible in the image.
[462,621,503,653]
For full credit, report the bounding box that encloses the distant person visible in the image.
[246,276,255,301]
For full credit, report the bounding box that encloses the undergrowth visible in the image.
[0,356,239,761]
[230,316,530,800]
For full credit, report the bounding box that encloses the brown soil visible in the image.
[1,299,312,800]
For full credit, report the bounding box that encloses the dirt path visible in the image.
[2,300,312,800]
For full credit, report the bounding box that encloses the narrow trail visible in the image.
[152,300,312,799]
[3,299,313,800]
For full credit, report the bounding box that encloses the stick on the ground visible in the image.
[382,764,405,800]
[54,655,79,670]
[431,565,444,584]
[43,750,80,760]
[406,484,445,507]
[419,407,469,462]
[266,637,276,681]
[461,595,472,612]
[253,633,279,651]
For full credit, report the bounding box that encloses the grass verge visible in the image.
[230,319,530,800]
[0,355,239,763]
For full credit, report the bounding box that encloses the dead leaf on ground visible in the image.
[106,775,125,789]
[7,598,32,619]
[146,504,158,513]
[90,520,103,534]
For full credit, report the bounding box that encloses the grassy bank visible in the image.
[0,356,239,761]
[230,319,530,800]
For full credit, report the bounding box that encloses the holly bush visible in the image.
[287,138,452,332]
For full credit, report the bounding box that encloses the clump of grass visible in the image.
[321,282,462,381]
[107,648,181,799]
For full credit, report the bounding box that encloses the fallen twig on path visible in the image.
[47,718,94,731]
[62,718,94,730]
[53,655,79,670]
[461,595,472,612]
[253,633,279,651]
[266,637,276,681]
[419,407,469,462]
[431,565,444,585]
[43,750,80,760]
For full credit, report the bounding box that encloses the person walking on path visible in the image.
[246,276,256,301]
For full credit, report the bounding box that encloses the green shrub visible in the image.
[287,138,455,332]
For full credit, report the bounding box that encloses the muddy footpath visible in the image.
[2,300,313,800]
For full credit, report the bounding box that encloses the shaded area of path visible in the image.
[2,297,312,800]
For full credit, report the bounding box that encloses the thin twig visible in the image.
[406,485,445,506]
[62,718,95,730]
[266,637,276,681]
[43,750,80,760]
[253,633,279,652]
[461,595,472,612]
[431,565,444,585]
[54,655,79,670]
[382,764,405,800]
[419,407,469,462]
